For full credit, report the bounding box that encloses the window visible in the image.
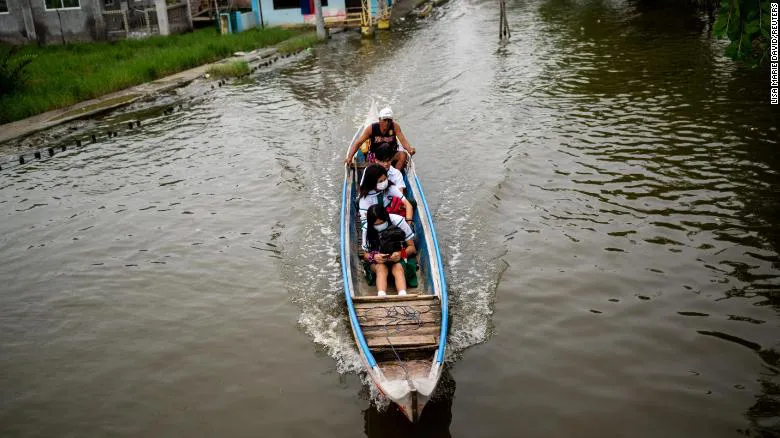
[45,0,79,9]
[274,0,327,12]
[104,0,113,6]
[272,0,297,10]
[0,0,8,13]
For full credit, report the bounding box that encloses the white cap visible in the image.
[379,107,394,119]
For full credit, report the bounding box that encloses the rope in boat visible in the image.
[361,304,435,333]
[358,304,438,387]
[381,305,422,388]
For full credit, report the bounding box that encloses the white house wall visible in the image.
[0,0,106,44]
[258,0,346,27]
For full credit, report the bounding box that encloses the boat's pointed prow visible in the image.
[411,390,419,422]
[394,389,421,423]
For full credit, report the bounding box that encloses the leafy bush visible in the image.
[713,0,771,66]
[0,46,33,96]
[276,32,322,55]
[207,60,250,78]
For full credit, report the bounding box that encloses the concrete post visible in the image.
[314,0,326,40]
[183,0,193,30]
[91,0,107,39]
[119,0,129,35]
[154,0,170,35]
[250,0,261,28]
[20,0,37,42]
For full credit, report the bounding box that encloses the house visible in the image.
[0,0,192,44]
[0,0,385,45]
[257,0,390,27]
[212,0,391,36]
[0,0,108,44]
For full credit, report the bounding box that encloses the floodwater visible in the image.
[1,0,779,436]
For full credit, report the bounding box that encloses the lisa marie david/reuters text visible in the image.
[771,2,778,103]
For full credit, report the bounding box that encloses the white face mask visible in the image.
[374,222,389,232]
[376,180,389,191]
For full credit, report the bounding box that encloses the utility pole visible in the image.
[155,0,170,35]
[314,0,326,40]
[499,0,510,40]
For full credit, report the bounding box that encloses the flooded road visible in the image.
[1,0,779,436]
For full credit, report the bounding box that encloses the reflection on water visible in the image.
[0,0,779,436]
[363,369,455,438]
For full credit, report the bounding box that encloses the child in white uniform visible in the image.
[373,142,406,193]
[362,204,417,297]
[358,164,413,230]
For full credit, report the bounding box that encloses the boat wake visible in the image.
[432,177,508,360]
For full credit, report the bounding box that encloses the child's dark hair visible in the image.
[359,164,392,198]
[375,142,396,163]
[366,204,391,251]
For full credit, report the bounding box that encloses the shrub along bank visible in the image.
[0,26,312,124]
[276,32,323,55]
[207,60,251,79]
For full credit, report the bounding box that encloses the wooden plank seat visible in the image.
[356,303,441,327]
[366,334,439,349]
[355,295,441,352]
[358,308,440,323]
[355,294,436,304]
[362,324,440,336]
[353,293,435,302]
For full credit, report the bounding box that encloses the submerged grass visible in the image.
[276,32,323,55]
[0,26,310,124]
[207,60,250,79]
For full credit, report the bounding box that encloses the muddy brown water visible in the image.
[1,0,779,436]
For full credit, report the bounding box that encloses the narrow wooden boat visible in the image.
[340,119,448,422]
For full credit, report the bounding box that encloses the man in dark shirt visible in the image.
[344,107,416,170]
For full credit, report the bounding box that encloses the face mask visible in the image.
[374,222,389,232]
[376,180,388,191]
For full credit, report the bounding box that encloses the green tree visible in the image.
[713,0,772,66]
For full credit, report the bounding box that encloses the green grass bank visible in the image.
[276,32,323,55]
[207,60,251,79]
[0,26,313,124]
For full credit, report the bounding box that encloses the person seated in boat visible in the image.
[358,164,414,228]
[344,107,416,170]
[373,142,406,193]
[363,204,417,297]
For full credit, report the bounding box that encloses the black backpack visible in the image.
[378,226,406,254]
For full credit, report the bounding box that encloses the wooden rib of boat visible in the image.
[340,118,448,422]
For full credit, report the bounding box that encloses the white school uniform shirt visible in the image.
[359,185,406,226]
[387,166,406,191]
[362,214,415,252]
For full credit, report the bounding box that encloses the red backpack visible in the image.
[385,195,406,217]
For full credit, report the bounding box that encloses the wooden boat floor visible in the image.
[377,359,433,381]
[355,295,441,353]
